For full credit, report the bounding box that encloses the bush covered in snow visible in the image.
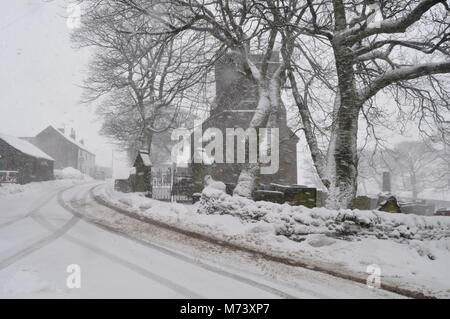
[197,186,450,242]
[54,167,92,180]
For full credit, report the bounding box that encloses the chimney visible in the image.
[70,128,76,140]
[58,127,65,134]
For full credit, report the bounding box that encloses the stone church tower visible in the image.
[190,51,298,188]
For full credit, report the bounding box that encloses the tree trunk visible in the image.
[329,42,361,209]
[324,89,341,187]
[287,70,327,185]
[233,82,271,198]
[146,130,153,155]
[233,70,284,198]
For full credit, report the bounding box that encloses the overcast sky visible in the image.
[0,0,129,174]
[0,0,428,184]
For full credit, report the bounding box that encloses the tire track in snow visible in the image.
[0,186,68,230]
[32,184,204,298]
[33,216,204,298]
[0,185,84,271]
[0,216,79,271]
[65,185,299,299]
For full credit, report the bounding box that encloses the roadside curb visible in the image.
[92,189,435,299]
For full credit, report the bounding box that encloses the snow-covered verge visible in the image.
[0,179,85,197]
[0,167,92,197]
[199,187,450,242]
[94,185,450,298]
[54,167,93,181]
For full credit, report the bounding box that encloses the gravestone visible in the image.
[253,190,285,204]
[351,196,377,210]
[378,196,401,213]
[267,183,317,208]
[290,188,317,208]
[286,186,308,202]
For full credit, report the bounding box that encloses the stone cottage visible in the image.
[24,125,96,177]
[0,133,54,184]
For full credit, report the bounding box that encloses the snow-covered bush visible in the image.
[197,185,450,242]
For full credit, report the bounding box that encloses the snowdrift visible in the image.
[54,167,92,180]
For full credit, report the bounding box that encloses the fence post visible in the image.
[171,163,176,203]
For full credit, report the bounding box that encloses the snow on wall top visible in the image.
[0,133,54,161]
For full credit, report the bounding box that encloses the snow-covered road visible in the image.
[0,182,401,298]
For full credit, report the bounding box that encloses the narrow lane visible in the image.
[0,183,288,298]
[0,182,402,298]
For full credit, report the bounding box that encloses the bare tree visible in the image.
[385,141,439,199]
[98,0,311,197]
[75,0,450,209]
[358,138,448,200]
[73,0,217,159]
[285,0,450,208]
[430,121,450,190]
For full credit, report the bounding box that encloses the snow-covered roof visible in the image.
[139,151,152,166]
[46,126,95,155]
[0,133,54,161]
